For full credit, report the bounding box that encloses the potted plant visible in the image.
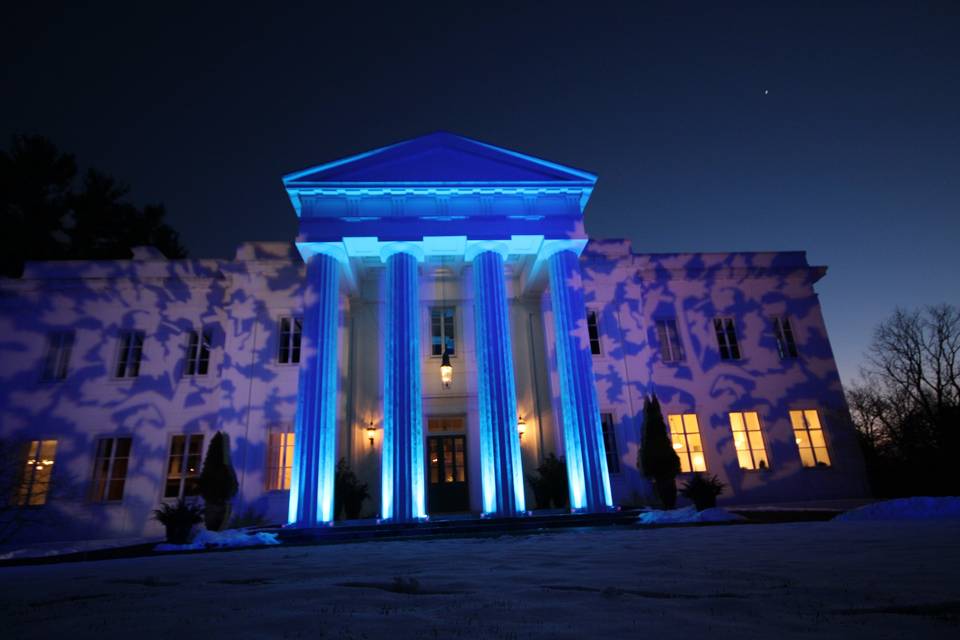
[639,394,682,509]
[198,432,239,531]
[335,458,370,520]
[153,498,204,544]
[680,473,726,511]
[526,453,569,509]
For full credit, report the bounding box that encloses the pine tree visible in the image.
[198,432,239,531]
[639,394,681,509]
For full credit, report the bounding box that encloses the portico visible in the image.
[284,132,614,525]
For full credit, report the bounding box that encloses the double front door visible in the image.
[427,417,469,513]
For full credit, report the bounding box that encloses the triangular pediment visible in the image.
[283,132,595,186]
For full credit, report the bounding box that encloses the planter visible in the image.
[165,522,195,545]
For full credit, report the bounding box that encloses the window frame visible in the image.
[277,316,303,365]
[773,316,799,360]
[163,434,204,500]
[429,306,457,358]
[667,413,707,473]
[728,411,770,471]
[17,439,58,506]
[114,330,145,379]
[586,309,602,356]
[655,318,686,363]
[266,425,296,491]
[183,327,213,377]
[599,411,620,474]
[790,409,832,468]
[41,331,74,382]
[713,318,742,361]
[90,436,133,503]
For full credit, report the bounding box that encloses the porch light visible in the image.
[440,348,453,388]
[517,416,527,440]
[366,420,376,447]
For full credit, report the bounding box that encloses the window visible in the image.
[278,317,302,364]
[42,331,74,381]
[430,307,456,356]
[656,319,685,363]
[587,310,602,355]
[668,414,707,472]
[790,410,831,467]
[714,318,741,360]
[184,328,212,376]
[729,411,769,470]
[266,427,295,491]
[115,331,145,378]
[164,435,203,498]
[600,413,619,473]
[773,317,799,359]
[17,440,57,505]
[91,437,132,502]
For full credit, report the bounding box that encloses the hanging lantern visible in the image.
[366,420,376,446]
[440,348,453,388]
[517,416,527,440]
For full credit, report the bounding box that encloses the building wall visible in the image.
[0,240,868,544]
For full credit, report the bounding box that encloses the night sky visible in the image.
[3,2,958,385]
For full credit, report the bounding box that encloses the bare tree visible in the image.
[847,304,960,496]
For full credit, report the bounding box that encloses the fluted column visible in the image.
[547,249,612,512]
[472,250,526,517]
[381,250,426,521]
[288,253,341,526]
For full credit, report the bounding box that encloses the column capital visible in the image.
[380,241,426,263]
[464,240,510,262]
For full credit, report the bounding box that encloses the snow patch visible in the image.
[637,506,745,524]
[834,496,960,522]
[155,528,281,552]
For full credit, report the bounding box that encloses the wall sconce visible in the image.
[366,420,376,447]
[517,416,527,441]
[440,348,453,388]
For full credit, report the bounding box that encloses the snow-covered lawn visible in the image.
[2,520,959,639]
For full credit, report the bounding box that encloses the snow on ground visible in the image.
[638,506,745,524]
[155,528,280,552]
[834,496,960,522]
[2,520,960,639]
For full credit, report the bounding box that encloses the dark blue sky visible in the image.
[3,2,958,384]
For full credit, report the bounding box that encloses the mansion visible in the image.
[0,133,868,542]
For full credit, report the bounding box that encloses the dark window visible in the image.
[600,412,619,473]
[164,434,203,499]
[42,331,74,381]
[655,319,685,363]
[91,437,132,502]
[773,317,799,359]
[278,317,303,364]
[430,307,456,356]
[184,328,212,376]
[587,310,602,355]
[713,318,741,360]
[115,331,145,378]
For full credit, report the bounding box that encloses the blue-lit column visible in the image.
[472,250,526,517]
[547,249,613,512]
[381,250,426,521]
[288,253,340,526]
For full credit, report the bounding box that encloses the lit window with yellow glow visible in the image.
[267,428,295,490]
[18,439,57,505]
[667,414,707,472]
[729,412,770,470]
[790,410,831,467]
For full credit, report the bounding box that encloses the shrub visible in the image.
[335,458,370,520]
[153,499,203,544]
[199,432,239,531]
[680,473,726,511]
[526,453,569,509]
[639,395,682,509]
